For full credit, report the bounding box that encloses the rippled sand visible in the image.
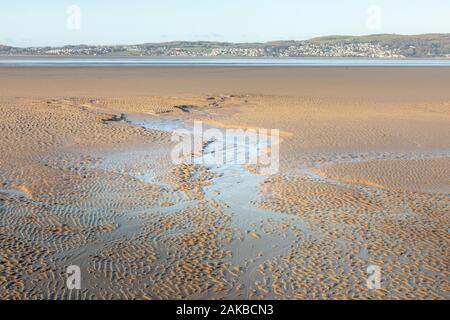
[0,68,449,300]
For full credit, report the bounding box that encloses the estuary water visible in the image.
[1,57,450,67]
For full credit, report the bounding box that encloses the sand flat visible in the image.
[313,158,450,193]
[0,67,449,300]
[2,67,450,101]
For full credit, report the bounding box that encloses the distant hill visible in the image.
[1,34,450,58]
[309,34,450,58]
[0,45,14,52]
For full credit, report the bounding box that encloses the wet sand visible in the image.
[0,68,449,299]
[2,67,450,101]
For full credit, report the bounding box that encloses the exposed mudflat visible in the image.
[0,69,449,299]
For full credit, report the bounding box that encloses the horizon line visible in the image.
[3,32,449,49]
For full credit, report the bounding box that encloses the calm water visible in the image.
[1,57,450,67]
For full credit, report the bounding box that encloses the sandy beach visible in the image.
[0,67,449,299]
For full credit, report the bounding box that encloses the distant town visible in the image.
[1,34,449,58]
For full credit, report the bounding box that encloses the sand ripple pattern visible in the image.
[1,95,449,299]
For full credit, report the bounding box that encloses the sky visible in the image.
[1,0,450,47]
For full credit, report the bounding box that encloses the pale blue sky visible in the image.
[1,0,449,47]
